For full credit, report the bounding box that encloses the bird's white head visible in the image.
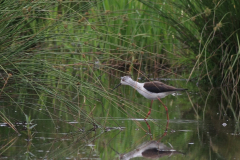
[112,76,135,91]
[120,76,133,85]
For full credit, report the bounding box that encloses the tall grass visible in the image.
[137,0,240,86]
[0,0,185,133]
[0,0,239,133]
[173,0,240,86]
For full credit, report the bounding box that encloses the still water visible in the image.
[1,76,240,159]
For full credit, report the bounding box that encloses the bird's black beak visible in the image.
[112,83,121,91]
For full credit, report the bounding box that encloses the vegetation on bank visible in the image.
[1,0,239,85]
[0,0,239,125]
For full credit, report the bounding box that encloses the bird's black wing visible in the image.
[143,81,186,93]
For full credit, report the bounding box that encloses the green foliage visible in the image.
[0,0,190,135]
[174,0,240,86]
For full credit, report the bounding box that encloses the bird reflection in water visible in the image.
[119,117,183,160]
[120,141,183,160]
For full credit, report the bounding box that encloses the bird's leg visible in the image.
[144,100,153,120]
[158,117,169,142]
[144,119,152,140]
[144,100,153,139]
[157,98,169,121]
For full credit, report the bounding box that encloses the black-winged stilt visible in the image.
[113,76,187,121]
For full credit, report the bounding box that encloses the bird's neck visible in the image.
[127,79,141,89]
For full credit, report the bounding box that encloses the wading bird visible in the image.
[113,76,187,121]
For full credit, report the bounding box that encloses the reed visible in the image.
[172,0,240,86]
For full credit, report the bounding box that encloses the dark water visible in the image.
[1,76,240,159]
